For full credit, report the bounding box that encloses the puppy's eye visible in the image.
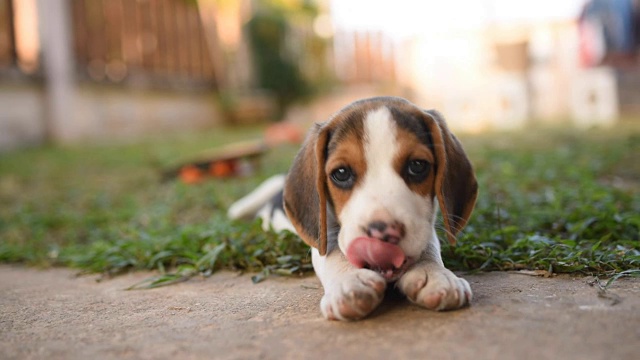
[405,160,430,182]
[330,167,355,189]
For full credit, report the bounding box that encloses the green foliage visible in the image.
[245,0,322,116]
[443,128,640,275]
[0,124,638,286]
[60,216,311,289]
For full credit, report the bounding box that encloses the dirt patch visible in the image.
[1,265,639,360]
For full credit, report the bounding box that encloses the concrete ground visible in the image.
[1,265,639,360]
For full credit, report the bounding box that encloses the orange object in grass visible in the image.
[179,165,204,184]
[210,160,236,177]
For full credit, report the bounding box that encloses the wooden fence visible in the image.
[334,30,396,85]
[71,0,217,88]
[0,0,16,70]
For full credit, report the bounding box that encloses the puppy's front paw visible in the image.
[320,269,386,321]
[398,266,471,311]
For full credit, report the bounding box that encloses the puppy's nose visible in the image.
[366,221,405,244]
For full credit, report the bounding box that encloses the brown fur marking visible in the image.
[325,130,367,220]
[393,126,436,197]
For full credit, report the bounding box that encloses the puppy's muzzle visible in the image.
[347,218,410,280]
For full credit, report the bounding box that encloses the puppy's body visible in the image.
[229,97,478,321]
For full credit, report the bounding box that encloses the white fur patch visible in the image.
[227,174,286,220]
[336,107,435,259]
[228,173,296,234]
[258,205,296,233]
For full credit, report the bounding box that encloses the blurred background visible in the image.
[1,0,639,151]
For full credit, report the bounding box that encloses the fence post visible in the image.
[40,0,75,143]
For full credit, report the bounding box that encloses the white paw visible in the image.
[397,265,472,311]
[320,269,387,321]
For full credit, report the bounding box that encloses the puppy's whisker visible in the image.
[434,224,459,242]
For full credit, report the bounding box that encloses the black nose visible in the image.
[366,221,405,244]
[368,221,387,233]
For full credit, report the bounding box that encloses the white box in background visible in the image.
[570,67,619,128]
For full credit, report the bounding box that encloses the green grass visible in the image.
[1,123,639,287]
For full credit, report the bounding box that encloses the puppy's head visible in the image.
[283,97,477,274]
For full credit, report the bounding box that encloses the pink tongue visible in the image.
[346,237,406,270]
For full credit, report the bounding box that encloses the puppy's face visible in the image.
[324,106,437,274]
[283,97,478,279]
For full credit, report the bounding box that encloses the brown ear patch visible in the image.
[283,124,328,252]
[424,109,478,244]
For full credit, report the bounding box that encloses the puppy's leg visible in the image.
[312,248,386,321]
[397,234,472,311]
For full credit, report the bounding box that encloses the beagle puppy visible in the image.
[228,97,478,321]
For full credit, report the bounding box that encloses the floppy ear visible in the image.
[283,123,331,255]
[423,109,478,245]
